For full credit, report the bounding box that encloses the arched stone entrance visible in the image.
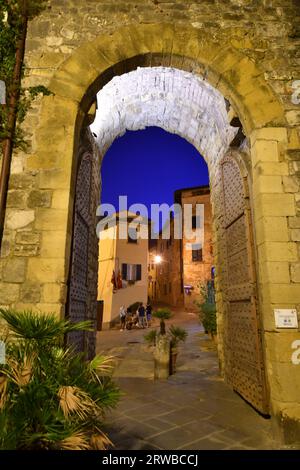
[1,23,299,442]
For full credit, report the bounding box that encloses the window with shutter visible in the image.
[136,264,142,281]
[122,263,127,280]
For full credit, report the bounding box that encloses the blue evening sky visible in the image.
[100,127,209,231]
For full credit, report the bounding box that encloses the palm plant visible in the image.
[169,325,188,351]
[0,309,120,450]
[152,308,172,335]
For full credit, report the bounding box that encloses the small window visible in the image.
[192,215,200,230]
[192,246,203,262]
[122,263,142,281]
[127,228,138,244]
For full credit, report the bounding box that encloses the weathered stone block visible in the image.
[42,283,65,303]
[254,193,296,219]
[6,190,27,209]
[40,231,67,258]
[13,244,39,257]
[291,229,300,241]
[15,231,40,245]
[259,261,290,284]
[282,176,299,193]
[286,150,300,161]
[258,242,298,262]
[288,217,300,229]
[39,169,71,190]
[286,110,300,126]
[255,216,289,244]
[251,127,287,144]
[34,208,68,231]
[290,263,300,283]
[252,140,280,167]
[6,210,35,230]
[27,258,66,283]
[268,284,300,303]
[2,258,27,283]
[0,282,19,304]
[265,331,300,365]
[0,239,10,258]
[255,162,289,176]
[51,190,70,210]
[28,190,52,208]
[9,174,36,189]
[20,283,41,303]
[253,175,282,194]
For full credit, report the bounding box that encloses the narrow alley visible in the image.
[97,311,275,450]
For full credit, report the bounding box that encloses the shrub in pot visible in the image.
[144,317,187,378]
[169,325,187,375]
[195,283,217,340]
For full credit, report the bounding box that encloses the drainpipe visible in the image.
[0,1,28,249]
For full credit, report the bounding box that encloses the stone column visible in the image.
[250,127,300,444]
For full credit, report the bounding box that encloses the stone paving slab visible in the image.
[98,311,275,450]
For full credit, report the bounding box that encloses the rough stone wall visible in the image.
[148,224,183,308]
[180,190,213,312]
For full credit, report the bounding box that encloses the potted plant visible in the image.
[152,308,172,335]
[195,282,217,342]
[0,308,120,450]
[144,314,188,378]
[169,325,187,374]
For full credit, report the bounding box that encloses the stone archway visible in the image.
[1,23,299,442]
[87,64,269,414]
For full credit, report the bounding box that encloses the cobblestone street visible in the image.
[97,312,275,450]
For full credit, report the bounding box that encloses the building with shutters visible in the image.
[97,211,148,329]
[148,218,183,308]
[175,186,214,312]
[148,186,213,312]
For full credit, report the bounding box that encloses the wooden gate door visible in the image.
[67,131,100,358]
[221,154,269,414]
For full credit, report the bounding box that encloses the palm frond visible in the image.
[58,386,98,420]
[0,309,92,342]
[59,431,91,450]
[0,375,7,409]
[90,427,112,450]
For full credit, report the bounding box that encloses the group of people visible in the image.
[119,303,152,331]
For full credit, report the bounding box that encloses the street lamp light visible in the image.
[154,255,162,264]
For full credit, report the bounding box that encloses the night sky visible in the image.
[100,127,209,231]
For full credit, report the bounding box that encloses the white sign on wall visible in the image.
[274,309,298,329]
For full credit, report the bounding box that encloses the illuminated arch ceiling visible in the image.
[90,67,238,162]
